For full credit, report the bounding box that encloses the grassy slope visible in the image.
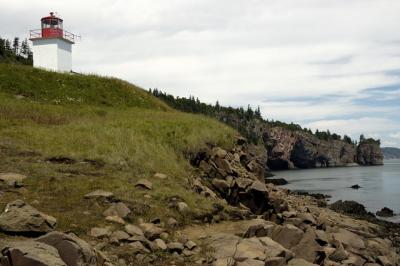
[0,64,237,234]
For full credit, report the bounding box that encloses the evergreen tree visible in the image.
[12,37,19,55]
[20,38,29,58]
[4,39,12,55]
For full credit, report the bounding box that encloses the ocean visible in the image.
[273,159,400,222]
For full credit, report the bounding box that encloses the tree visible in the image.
[20,39,29,57]
[255,106,261,118]
[4,39,12,54]
[0,38,4,56]
[343,135,352,144]
[359,134,365,143]
[12,37,19,55]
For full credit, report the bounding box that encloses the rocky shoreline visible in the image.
[0,137,398,265]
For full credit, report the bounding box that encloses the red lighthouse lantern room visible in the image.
[41,12,64,39]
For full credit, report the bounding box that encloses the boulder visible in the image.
[110,230,130,243]
[135,179,153,190]
[105,215,125,225]
[271,224,304,249]
[265,178,288,186]
[264,257,286,266]
[209,233,240,260]
[234,238,266,261]
[167,242,184,253]
[376,207,394,217]
[0,200,57,234]
[242,219,274,238]
[288,258,318,266]
[211,147,228,159]
[235,258,264,266]
[152,239,167,251]
[0,173,26,188]
[167,217,179,228]
[89,227,111,238]
[139,223,165,240]
[212,179,230,193]
[214,158,233,175]
[350,184,362,189]
[258,237,294,260]
[329,200,372,218]
[292,228,320,263]
[102,202,131,219]
[177,202,189,213]
[1,241,66,266]
[239,180,270,214]
[124,224,144,236]
[332,229,365,250]
[185,240,197,250]
[129,241,150,254]
[36,231,97,266]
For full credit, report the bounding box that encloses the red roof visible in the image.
[41,13,63,22]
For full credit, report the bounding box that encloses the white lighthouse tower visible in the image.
[29,12,78,72]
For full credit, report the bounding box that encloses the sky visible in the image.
[1,0,400,147]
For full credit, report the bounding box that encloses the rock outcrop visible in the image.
[0,200,57,235]
[0,231,100,266]
[191,139,272,215]
[357,141,384,166]
[263,127,383,170]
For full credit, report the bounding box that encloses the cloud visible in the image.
[1,0,400,147]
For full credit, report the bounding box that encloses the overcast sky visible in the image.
[1,0,400,147]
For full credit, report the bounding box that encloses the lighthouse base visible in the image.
[31,38,72,72]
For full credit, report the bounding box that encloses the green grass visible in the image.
[0,63,237,236]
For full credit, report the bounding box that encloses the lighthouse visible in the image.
[29,12,78,72]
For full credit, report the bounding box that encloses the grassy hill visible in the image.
[0,63,237,233]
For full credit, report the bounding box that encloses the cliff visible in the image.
[152,90,384,171]
[263,127,383,170]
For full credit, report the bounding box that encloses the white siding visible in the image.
[31,38,72,72]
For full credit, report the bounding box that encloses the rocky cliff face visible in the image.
[263,127,383,170]
[357,142,384,165]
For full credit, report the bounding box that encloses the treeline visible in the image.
[0,37,33,65]
[150,89,364,144]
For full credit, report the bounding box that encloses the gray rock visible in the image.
[332,228,365,250]
[288,258,318,266]
[177,202,189,213]
[1,240,66,266]
[36,231,98,266]
[271,224,304,249]
[0,200,57,234]
[167,242,184,253]
[264,257,286,266]
[139,223,165,240]
[124,224,144,236]
[110,230,130,243]
[185,240,197,250]
[152,239,167,251]
[129,241,150,254]
[167,217,179,228]
[105,215,125,225]
[102,202,131,219]
[135,179,153,190]
[89,227,111,238]
[235,258,264,266]
[84,190,114,200]
[0,173,26,188]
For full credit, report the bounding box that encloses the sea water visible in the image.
[273,159,400,222]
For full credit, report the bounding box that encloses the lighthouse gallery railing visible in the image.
[29,29,79,43]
